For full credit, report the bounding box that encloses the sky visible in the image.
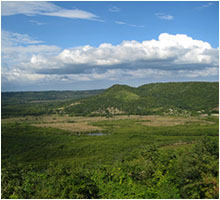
[1,1,219,91]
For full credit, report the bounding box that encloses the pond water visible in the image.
[87,132,108,136]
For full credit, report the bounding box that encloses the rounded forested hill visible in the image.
[64,82,219,116]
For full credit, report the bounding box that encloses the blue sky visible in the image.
[2,1,219,91]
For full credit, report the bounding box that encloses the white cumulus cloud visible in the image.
[35,33,217,70]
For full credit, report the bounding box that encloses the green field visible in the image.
[1,82,219,199]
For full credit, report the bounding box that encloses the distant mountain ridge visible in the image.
[64,82,219,116]
[2,90,105,105]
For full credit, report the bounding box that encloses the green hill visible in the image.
[64,82,219,116]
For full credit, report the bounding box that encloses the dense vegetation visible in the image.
[2,116,219,198]
[1,81,219,198]
[64,82,219,116]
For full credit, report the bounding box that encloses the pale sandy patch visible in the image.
[136,115,213,127]
[33,122,103,132]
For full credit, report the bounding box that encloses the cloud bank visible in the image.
[2,31,219,91]
[30,33,218,72]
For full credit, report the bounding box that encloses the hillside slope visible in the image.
[64,82,219,116]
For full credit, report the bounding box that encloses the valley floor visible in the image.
[1,114,219,199]
[2,114,216,132]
